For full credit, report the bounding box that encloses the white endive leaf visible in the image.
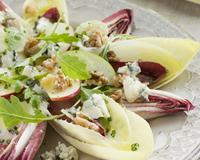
[109,37,200,88]
[52,110,153,160]
[50,96,154,160]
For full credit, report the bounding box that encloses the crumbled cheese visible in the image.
[81,94,110,119]
[0,26,7,53]
[36,17,53,34]
[117,62,141,77]
[36,17,71,36]
[76,20,109,37]
[1,51,17,67]
[123,76,149,103]
[22,66,41,78]
[41,142,78,160]
[0,11,5,23]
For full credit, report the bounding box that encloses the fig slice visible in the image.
[102,9,133,36]
[124,89,194,119]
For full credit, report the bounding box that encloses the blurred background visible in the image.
[125,0,200,40]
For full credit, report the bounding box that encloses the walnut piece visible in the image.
[112,74,124,87]
[84,71,109,86]
[24,38,40,57]
[110,89,123,103]
[84,31,106,48]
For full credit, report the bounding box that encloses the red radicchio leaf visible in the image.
[43,7,60,23]
[0,144,7,155]
[125,89,194,119]
[0,123,47,160]
[17,123,47,160]
[137,61,167,84]
[0,1,6,11]
[102,9,133,36]
[92,120,105,136]
[0,124,27,160]
[110,60,167,86]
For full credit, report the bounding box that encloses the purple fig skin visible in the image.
[102,9,134,36]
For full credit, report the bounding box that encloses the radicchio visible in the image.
[125,89,194,119]
[0,1,6,11]
[43,7,60,23]
[0,123,47,160]
[102,9,133,36]
[110,60,167,86]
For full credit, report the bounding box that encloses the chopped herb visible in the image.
[131,143,139,151]
[30,95,41,108]
[14,80,23,93]
[24,88,34,100]
[26,79,37,88]
[111,129,116,137]
[80,87,102,102]
[4,27,25,51]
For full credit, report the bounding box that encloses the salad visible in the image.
[0,0,199,160]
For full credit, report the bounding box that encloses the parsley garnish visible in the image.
[131,143,140,151]
[111,129,116,137]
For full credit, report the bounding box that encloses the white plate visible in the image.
[5,0,200,159]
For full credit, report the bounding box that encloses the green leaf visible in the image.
[80,87,102,102]
[131,143,139,151]
[0,74,16,84]
[57,52,91,80]
[110,129,116,137]
[98,117,111,133]
[0,96,61,128]
[4,27,26,51]
[30,95,41,108]
[37,33,79,43]
[15,80,23,93]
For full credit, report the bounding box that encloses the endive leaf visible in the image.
[109,38,200,88]
[50,106,153,160]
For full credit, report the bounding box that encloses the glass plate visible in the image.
[5,0,200,159]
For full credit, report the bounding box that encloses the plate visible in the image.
[5,0,200,160]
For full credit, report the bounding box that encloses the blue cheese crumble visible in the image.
[41,142,78,160]
[117,62,149,102]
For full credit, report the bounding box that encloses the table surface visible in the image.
[125,0,200,41]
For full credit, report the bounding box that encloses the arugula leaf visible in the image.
[0,75,16,84]
[15,80,23,93]
[98,117,111,133]
[57,52,91,80]
[0,96,61,128]
[80,87,102,101]
[37,33,79,43]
